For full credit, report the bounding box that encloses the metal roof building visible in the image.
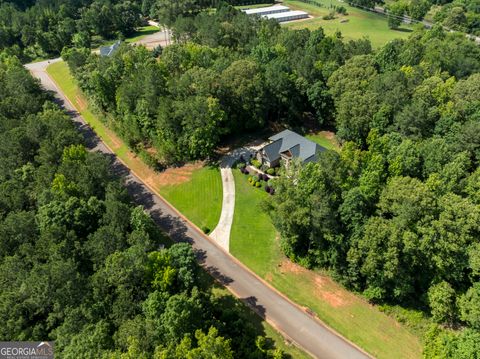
[242,5,290,16]
[263,10,309,22]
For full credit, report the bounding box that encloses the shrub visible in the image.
[336,6,347,15]
[265,186,271,193]
[253,176,259,182]
[248,176,253,183]
[270,188,275,195]
[251,159,261,168]
[323,11,335,20]
[243,168,249,175]
[255,182,261,188]
[237,162,246,170]
[267,168,275,175]
[202,226,210,234]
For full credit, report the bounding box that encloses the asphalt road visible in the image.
[25,59,372,359]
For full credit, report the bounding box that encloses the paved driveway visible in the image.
[25,60,371,359]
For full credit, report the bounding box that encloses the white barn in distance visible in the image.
[242,5,309,23]
[243,5,290,16]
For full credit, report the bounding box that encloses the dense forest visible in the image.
[0,56,289,358]
[64,4,373,164]
[61,2,480,357]
[0,0,267,62]
[0,0,145,62]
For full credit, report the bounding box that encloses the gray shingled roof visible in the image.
[262,129,326,163]
[100,40,121,57]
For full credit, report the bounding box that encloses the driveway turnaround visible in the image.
[26,59,371,359]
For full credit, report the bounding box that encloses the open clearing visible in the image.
[46,58,310,359]
[283,0,413,48]
[230,170,423,359]
[306,130,341,151]
[47,58,421,359]
[46,61,222,232]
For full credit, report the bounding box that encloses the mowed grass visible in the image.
[283,0,413,48]
[305,131,341,151]
[231,169,423,359]
[92,25,160,48]
[46,61,221,231]
[231,171,281,277]
[125,25,160,43]
[46,59,307,359]
[160,167,222,232]
[236,2,274,9]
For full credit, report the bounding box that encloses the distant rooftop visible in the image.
[99,40,121,57]
[262,10,309,22]
[242,5,290,16]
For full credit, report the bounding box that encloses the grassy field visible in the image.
[236,2,274,9]
[230,169,423,359]
[305,131,340,151]
[125,25,159,43]
[46,61,222,231]
[45,60,310,358]
[92,25,160,48]
[283,0,413,48]
[230,171,280,277]
[160,166,222,232]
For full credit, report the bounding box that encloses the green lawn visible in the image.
[46,59,308,359]
[236,3,274,9]
[92,25,160,48]
[159,167,222,233]
[125,25,160,43]
[283,0,413,48]
[47,61,222,232]
[305,131,340,152]
[230,169,423,359]
[231,171,281,277]
[47,62,125,154]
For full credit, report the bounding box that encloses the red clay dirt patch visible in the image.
[155,162,203,187]
[75,95,87,111]
[278,259,352,308]
[318,131,335,140]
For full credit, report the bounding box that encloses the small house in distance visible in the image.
[99,40,121,57]
[256,130,326,168]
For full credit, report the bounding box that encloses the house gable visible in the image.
[259,130,326,166]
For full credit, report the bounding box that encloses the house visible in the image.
[99,40,121,57]
[256,130,326,168]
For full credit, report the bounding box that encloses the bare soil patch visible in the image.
[156,162,204,187]
[318,130,335,141]
[279,259,352,308]
[75,95,87,111]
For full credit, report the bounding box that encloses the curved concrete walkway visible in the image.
[26,59,372,359]
[209,166,235,251]
[209,148,252,251]
[210,145,269,251]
